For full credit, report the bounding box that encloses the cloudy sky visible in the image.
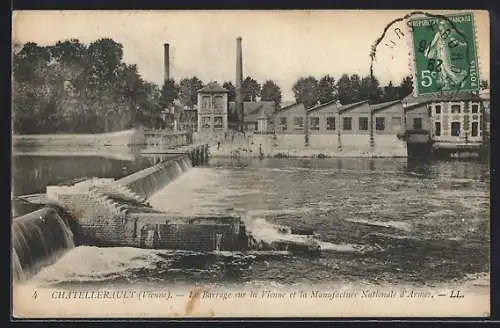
[13,10,490,101]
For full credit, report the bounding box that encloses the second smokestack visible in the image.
[235,37,244,132]
[164,43,170,81]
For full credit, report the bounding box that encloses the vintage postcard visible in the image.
[11,10,490,318]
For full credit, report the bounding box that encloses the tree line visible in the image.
[291,74,415,110]
[12,38,286,134]
[14,37,487,134]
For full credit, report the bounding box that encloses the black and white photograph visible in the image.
[11,10,490,318]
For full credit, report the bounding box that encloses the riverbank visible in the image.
[195,132,408,158]
[12,129,146,147]
[207,141,407,158]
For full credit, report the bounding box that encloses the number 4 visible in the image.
[421,70,433,87]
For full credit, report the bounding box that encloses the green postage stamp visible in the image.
[409,12,480,95]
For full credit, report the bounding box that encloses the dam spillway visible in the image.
[12,207,75,281]
[12,144,246,280]
[12,144,325,283]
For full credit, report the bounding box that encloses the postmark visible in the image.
[408,12,480,95]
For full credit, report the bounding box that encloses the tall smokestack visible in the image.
[164,43,170,81]
[235,37,244,132]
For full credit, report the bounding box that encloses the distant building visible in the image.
[306,100,341,135]
[197,82,229,133]
[479,89,490,137]
[370,100,405,135]
[403,92,485,148]
[269,99,404,151]
[273,102,307,134]
[479,89,490,113]
[228,101,276,132]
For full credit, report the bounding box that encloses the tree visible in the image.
[292,76,319,109]
[360,75,382,103]
[159,78,179,109]
[179,77,204,109]
[242,76,261,102]
[398,75,414,99]
[222,81,236,102]
[318,75,337,104]
[336,74,357,105]
[116,63,144,128]
[159,78,180,129]
[260,80,282,111]
[86,38,124,88]
[135,82,163,128]
[480,80,489,90]
[13,38,173,134]
[382,81,399,102]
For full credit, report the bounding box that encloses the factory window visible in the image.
[376,117,385,131]
[358,117,369,131]
[202,96,211,109]
[202,117,210,128]
[342,117,352,131]
[435,105,441,114]
[326,117,336,130]
[451,122,461,137]
[213,116,223,129]
[434,122,441,136]
[280,117,287,131]
[310,117,320,130]
[413,117,422,130]
[471,104,479,114]
[293,116,304,130]
[213,95,224,109]
[471,122,479,137]
[451,104,461,114]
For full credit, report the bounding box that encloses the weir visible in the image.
[12,144,249,280]
[12,207,75,281]
[12,143,321,282]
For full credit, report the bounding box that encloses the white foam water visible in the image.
[32,246,164,284]
[243,216,367,253]
[342,218,413,232]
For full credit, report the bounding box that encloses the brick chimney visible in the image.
[164,43,170,82]
[235,37,244,132]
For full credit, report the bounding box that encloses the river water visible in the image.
[15,155,490,289]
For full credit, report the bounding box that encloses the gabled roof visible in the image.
[274,102,306,114]
[404,102,429,112]
[403,91,481,106]
[370,100,402,114]
[229,101,275,115]
[228,101,276,122]
[246,102,276,122]
[197,82,229,94]
[307,99,340,113]
[338,100,369,114]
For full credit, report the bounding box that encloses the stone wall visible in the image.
[76,212,246,251]
[13,129,146,147]
[244,133,406,157]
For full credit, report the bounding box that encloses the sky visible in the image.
[12,10,490,101]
